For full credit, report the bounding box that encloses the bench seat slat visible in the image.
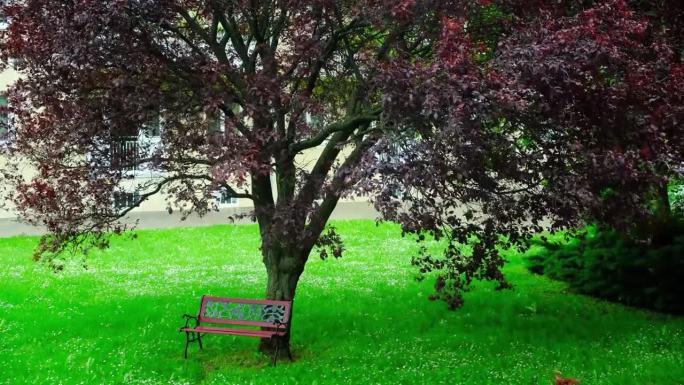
[202,296,291,306]
[198,318,282,329]
[181,326,286,338]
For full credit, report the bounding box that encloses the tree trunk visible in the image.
[634,180,675,246]
[650,180,675,246]
[257,243,305,360]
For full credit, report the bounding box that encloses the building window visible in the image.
[214,188,238,206]
[0,93,8,137]
[111,136,140,171]
[209,111,224,134]
[109,108,161,172]
[142,110,161,137]
[0,13,8,30]
[113,191,141,210]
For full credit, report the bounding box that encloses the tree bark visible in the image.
[650,180,675,246]
[257,242,305,360]
[634,180,675,246]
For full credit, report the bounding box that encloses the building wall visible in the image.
[0,67,18,91]
[0,67,373,225]
[1,67,21,219]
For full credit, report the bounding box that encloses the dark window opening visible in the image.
[142,111,161,137]
[113,191,141,210]
[215,188,238,205]
[110,136,140,171]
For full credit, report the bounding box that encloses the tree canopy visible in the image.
[0,0,682,326]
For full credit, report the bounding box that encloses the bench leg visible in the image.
[184,332,190,359]
[183,332,203,358]
[273,337,280,367]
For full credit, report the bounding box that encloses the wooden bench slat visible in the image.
[181,326,286,337]
[199,296,291,328]
[198,318,281,328]
[201,296,291,306]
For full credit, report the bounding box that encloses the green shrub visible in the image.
[671,181,684,215]
[526,223,684,314]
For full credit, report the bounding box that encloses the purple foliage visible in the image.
[0,0,681,310]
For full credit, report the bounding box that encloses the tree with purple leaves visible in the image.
[1,0,681,357]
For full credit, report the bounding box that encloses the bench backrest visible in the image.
[198,296,292,329]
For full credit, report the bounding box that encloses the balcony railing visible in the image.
[113,191,141,210]
[111,136,139,171]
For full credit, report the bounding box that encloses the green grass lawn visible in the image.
[0,220,682,385]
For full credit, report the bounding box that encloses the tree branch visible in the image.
[211,3,251,68]
[301,133,380,254]
[289,109,381,153]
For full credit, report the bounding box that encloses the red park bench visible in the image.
[180,296,293,365]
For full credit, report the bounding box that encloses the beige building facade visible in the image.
[0,68,376,234]
[1,67,20,220]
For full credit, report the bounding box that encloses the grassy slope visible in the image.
[0,220,681,385]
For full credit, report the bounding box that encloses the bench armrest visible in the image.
[180,314,200,331]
